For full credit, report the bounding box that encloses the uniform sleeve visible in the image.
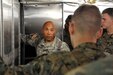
[21,34,40,47]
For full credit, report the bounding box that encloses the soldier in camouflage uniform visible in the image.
[0,4,106,75]
[63,15,73,50]
[22,21,70,56]
[66,55,113,75]
[36,21,70,56]
[0,43,105,75]
[97,8,113,55]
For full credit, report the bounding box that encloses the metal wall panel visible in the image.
[63,3,79,27]
[0,0,3,56]
[23,3,62,38]
[0,0,20,65]
[13,0,20,65]
[20,0,83,3]
[2,0,13,65]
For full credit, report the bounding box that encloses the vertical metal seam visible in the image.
[18,2,21,65]
[20,3,25,64]
[12,0,15,67]
[23,4,25,64]
[0,0,3,57]
[1,0,4,59]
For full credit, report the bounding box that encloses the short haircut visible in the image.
[65,15,73,25]
[64,15,73,33]
[42,21,55,29]
[72,4,101,36]
[102,8,113,18]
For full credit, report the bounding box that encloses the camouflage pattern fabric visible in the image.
[20,42,105,75]
[66,55,113,75]
[97,31,113,55]
[36,37,70,56]
[0,42,105,75]
[22,34,70,56]
[21,33,40,47]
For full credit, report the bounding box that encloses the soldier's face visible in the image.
[102,13,113,29]
[42,23,56,42]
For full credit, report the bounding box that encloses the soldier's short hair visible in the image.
[102,8,113,18]
[42,21,55,29]
[72,4,101,36]
[65,15,73,25]
[64,15,73,33]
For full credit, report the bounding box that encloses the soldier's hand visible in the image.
[30,33,39,41]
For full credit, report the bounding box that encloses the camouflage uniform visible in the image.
[21,33,40,47]
[66,55,113,75]
[22,34,70,56]
[97,31,113,55]
[0,42,105,75]
[36,37,70,56]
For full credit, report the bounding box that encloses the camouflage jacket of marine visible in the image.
[0,42,105,75]
[97,31,113,55]
[19,42,105,75]
[66,55,113,75]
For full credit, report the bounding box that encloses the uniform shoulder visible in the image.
[65,55,113,75]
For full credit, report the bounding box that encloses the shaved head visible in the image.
[42,21,56,29]
[42,21,56,42]
[69,4,102,48]
[72,4,101,36]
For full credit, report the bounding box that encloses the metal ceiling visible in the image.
[20,0,113,4]
[20,0,113,2]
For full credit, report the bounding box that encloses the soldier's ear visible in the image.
[96,28,103,39]
[69,22,75,36]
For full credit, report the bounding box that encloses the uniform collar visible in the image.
[40,37,57,47]
[73,42,98,51]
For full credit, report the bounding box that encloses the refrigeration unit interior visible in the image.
[0,0,113,65]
